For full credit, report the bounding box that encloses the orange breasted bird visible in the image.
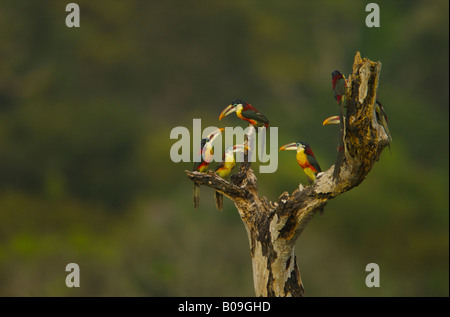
[279,141,322,185]
[192,128,224,210]
[219,99,269,160]
[219,99,269,128]
[214,144,249,211]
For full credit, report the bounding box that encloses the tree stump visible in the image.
[186,52,388,296]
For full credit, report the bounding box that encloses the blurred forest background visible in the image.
[0,0,448,296]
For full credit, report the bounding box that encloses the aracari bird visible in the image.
[219,99,269,128]
[279,141,322,185]
[374,99,392,146]
[332,70,347,105]
[331,70,348,150]
[214,144,249,211]
[323,99,392,150]
[219,99,269,160]
[192,128,224,210]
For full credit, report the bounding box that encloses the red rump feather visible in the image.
[300,161,317,172]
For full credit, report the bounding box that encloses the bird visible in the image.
[214,144,249,211]
[219,99,269,129]
[374,99,392,146]
[331,70,348,151]
[192,127,224,210]
[219,99,269,161]
[331,70,347,105]
[323,99,392,151]
[279,141,322,185]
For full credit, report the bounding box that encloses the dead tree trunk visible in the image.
[186,52,388,296]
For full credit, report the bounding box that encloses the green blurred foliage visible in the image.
[0,0,448,296]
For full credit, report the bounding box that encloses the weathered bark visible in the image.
[186,52,388,296]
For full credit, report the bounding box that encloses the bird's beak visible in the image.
[207,127,225,142]
[219,104,236,121]
[322,115,340,126]
[279,142,298,151]
[232,144,250,152]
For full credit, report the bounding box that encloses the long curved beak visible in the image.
[322,115,340,126]
[279,142,298,151]
[207,127,225,143]
[219,104,236,121]
[232,144,250,153]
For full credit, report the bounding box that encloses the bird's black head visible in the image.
[331,70,342,78]
[231,99,247,107]
[297,141,310,150]
[297,141,316,157]
[200,138,208,149]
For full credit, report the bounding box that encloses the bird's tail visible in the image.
[193,183,200,210]
[318,206,324,216]
[214,191,223,211]
[317,202,327,216]
[258,126,267,162]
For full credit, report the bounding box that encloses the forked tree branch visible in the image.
[186,52,387,296]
